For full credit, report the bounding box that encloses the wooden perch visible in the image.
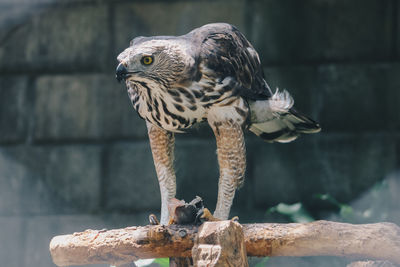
[50,220,400,266]
[192,221,248,266]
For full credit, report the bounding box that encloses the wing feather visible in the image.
[192,23,272,100]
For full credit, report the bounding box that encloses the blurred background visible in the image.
[0,0,399,266]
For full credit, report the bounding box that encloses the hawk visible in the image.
[116,23,320,225]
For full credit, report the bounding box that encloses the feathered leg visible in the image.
[147,121,176,225]
[208,101,247,220]
[210,120,246,220]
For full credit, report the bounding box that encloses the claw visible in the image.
[168,217,175,225]
[162,197,237,225]
[168,197,205,225]
[231,216,239,222]
[149,214,160,225]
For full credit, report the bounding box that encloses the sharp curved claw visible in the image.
[149,214,160,225]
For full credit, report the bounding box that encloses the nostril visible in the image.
[116,63,128,83]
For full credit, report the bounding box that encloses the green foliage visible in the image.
[154,258,169,267]
[267,202,314,223]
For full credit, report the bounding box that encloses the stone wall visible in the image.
[0,0,399,266]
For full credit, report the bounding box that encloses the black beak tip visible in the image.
[116,63,128,83]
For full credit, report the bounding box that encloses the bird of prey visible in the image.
[116,23,320,225]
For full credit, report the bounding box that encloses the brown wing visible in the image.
[195,23,272,100]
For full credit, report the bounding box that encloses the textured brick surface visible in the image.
[175,138,219,208]
[24,215,112,267]
[263,63,400,133]
[20,213,153,267]
[249,133,396,209]
[114,0,246,56]
[0,217,24,267]
[397,0,400,58]
[104,142,161,211]
[251,0,393,64]
[265,63,400,133]
[102,81,148,139]
[0,3,110,72]
[250,138,312,207]
[385,64,400,130]
[0,3,42,42]
[317,63,400,132]
[41,145,102,212]
[264,66,319,117]
[0,145,101,215]
[0,213,152,267]
[34,74,147,141]
[0,76,29,143]
[0,146,55,215]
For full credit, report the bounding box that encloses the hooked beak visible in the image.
[115,63,141,83]
[116,63,128,83]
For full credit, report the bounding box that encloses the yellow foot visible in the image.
[200,208,220,222]
[168,217,175,225]
[200,209,239,222]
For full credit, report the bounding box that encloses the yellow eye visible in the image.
[141,56,153,65]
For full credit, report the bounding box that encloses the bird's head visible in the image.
[116,37,196,89]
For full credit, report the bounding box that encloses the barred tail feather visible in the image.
[249,108,321,143]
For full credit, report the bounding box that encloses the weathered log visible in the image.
[192,221,248,266]
[50,225,197,266]
[244,221,400,261]
[49,220,400,266]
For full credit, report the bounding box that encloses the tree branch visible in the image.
[49,220,400,266]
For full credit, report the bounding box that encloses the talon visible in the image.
[149,214,159,225]
[200,208,220,222]
[168,217,175,225]
[231,216,239,222]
